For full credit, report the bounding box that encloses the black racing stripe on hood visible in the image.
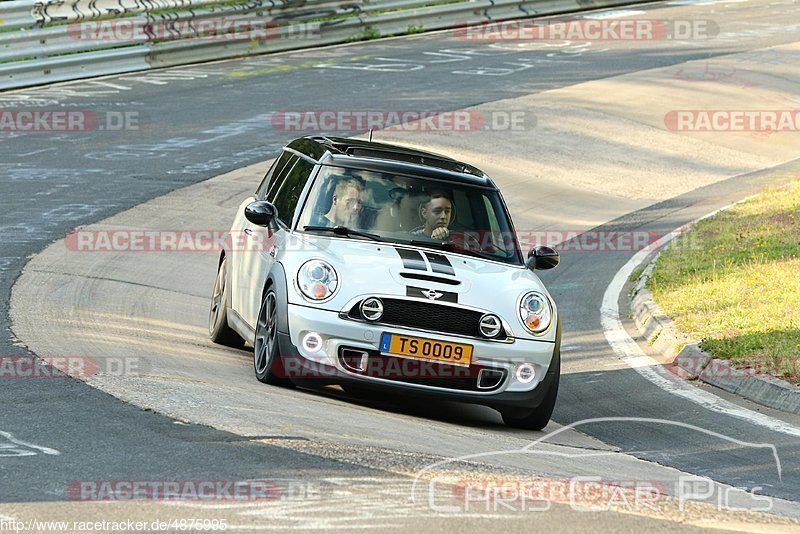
[395,248,427,271]
[424,252,455,276]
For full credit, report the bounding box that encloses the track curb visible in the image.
[630,247,800,416]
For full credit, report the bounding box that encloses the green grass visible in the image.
[348,26,381,42]
[629,264,647,283]
[647,178,800,383]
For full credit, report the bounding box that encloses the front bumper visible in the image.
[277,303,560,410]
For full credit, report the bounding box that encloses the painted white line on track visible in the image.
[667,0,748,5]
[600,206,800,439]
[582,10,646,19]
[0,431,60,456]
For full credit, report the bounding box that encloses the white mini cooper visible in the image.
[209,136,561,429]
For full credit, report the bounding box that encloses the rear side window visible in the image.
[256,151,295,200]
[270,159,315,225]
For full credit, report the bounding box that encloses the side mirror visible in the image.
[245,200,277,229]
[526,245,560,271]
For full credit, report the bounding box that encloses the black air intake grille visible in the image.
[338,347,507,391]
[349,298,506,340]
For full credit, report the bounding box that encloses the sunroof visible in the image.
[345,147,480,176]
[310,136,485,177]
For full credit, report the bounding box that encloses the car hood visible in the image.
[278,233,557,342]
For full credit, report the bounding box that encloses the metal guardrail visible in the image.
[0,0,645,90]
[0,0,35,31]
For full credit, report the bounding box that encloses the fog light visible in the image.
[516,363,536,384]
[302,332,323,353]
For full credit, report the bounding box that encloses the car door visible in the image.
[236,152,318,329]
[231,151,296,327]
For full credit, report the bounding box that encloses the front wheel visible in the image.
[253,289,293,387]
[500,358,560,430]
[208,256,244,348]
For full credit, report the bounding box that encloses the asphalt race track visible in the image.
[2,0,800,530]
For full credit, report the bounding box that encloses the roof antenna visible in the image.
[368,128,374,142]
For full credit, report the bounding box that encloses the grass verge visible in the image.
[647,178,800,383]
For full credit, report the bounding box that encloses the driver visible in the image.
[412,191,453,240]
[312,176,365,227]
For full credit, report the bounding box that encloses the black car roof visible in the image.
[287,136,494,188]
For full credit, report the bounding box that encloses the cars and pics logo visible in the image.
[412,418,779,514]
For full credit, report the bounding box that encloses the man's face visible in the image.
[332,185,363,226]
[422,197,452,232]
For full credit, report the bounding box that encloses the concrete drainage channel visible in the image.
[0,0,651,90]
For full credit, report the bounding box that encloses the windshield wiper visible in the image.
[303,226,384,242]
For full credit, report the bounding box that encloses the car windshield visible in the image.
[297,165,523,265]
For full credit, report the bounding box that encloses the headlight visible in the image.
[297,260,339,301]
[519,291,552,334]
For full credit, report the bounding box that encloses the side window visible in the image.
[257,152,296,200]
[271,159,315,226]
[483,196,501,234]
[483,195,505,252]
[266,155,298,205]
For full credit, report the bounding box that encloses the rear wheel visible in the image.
[500,358,560,430]
[253,289,293,387]
[208,256,244,348]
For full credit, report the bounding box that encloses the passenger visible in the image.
[373,178,417,232]
[411,191,453,240]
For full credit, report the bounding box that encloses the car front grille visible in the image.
[347,298,506,340]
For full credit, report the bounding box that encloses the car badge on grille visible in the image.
[422,289,443,300]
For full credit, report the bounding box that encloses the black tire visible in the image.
[253,288,293,387]
[208,256,245,348]
[501,358,560,431]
